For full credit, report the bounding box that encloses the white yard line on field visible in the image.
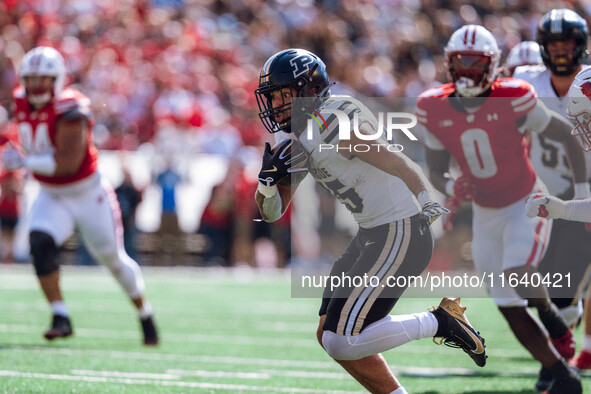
[168,366,546,379]
[4,345,340,369]
[0,302,315,333]
[3,345,548,377]
[73,369,269,380]
[0,324,529,357]
[0,323,316,348]
[0,370,362,393]
[0,264,292,286]
[73,365,584,380]
[71,370,180,380]
[169,368,349,379]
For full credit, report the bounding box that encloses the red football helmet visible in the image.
[445,25,501,97]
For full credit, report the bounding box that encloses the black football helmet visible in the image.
[536,9,589,76]
[255,48,330,133]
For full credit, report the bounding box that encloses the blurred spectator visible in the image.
[1,0,587,152]
[2,0,589,269]
[0,106,22,263]
[156,159,182,234]
[116,167,143,261]
[211,152,259,267]
[198,159,240,266]
[0,169,23,262]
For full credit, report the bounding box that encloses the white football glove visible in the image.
[525,193,567,219]
[1,148,24,171]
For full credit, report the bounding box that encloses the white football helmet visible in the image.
[19,46,66,107]
[504,41,543,75]
[445,25,501,97]
[567,67,591,151]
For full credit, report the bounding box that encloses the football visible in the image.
[273,138,309,186]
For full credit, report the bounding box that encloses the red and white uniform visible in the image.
[12,86,143,298]
[417,78,552,306]
[13,87,98,185]
[417,79,539,207]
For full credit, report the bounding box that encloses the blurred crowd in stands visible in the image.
[0,0,589,268]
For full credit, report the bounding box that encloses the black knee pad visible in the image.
[30,231,59,276]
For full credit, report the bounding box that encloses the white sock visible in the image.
[414,311,439,337]
[358,313,438,348]
[138,302,153,319]
[50,301,69,317]
[391,388,408,394]
[582,335,591,352]
[322,312,438,360]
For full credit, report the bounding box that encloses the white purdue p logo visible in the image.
[290,55,314,79]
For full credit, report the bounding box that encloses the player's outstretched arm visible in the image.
[53,116,88,176]
[1,115,88,177]
[526,193,591,222]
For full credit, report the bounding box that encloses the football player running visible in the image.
[418,25,585,393]
[2,47,158,345]
[254,48,486,394]
[513,9,591,386]
[527,63,591,358]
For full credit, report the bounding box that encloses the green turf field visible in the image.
[0,264,589,393]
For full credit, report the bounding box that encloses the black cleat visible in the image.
[536,367,553,392]
[546,370,582,394]
[430,297,487,367]
[44,314,73,340]
[141,316,159,346]
[543,359,582,394]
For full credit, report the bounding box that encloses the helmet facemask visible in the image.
[568,111,591,152]
[542,39,583,76]
[447,52,495,97]
[567,70,591,152]
[23,76,57,109]
[255,83,299,134]
[255,80,331,134]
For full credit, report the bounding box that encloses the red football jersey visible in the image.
[12,86,98,185]
[417,78,538,208]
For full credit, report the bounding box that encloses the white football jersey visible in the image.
[514,64,591,196]
[293,95,420,228]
